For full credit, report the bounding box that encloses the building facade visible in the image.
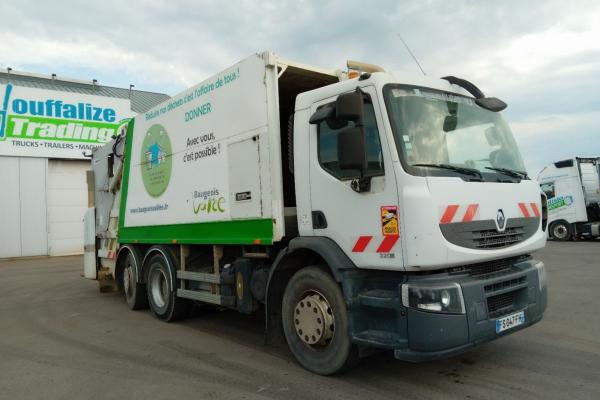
[0,70,169,258]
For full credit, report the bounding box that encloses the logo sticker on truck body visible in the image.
[381,206,399,236]
[141,123,172,197]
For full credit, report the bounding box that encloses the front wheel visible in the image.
[551,221,571,241]
[282,266,358,375]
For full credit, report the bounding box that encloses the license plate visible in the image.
[495,311,525,333]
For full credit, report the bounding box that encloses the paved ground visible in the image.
[0,242,599,400]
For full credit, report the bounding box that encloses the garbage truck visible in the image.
[538,157,600,240]
[85,51,548,374]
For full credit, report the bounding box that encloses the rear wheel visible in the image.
[551,221,571,241]
[146,253,191,321]
[122,253,148,310]
[282,266,358,375]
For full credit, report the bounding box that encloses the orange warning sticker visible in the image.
[381,206,399,236]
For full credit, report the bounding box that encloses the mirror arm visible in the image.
[337,87,371,193]
[355,86,368,190]
[354,86,366,127]
[350,167,371,193]
[351,176,372,193]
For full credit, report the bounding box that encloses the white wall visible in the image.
[0,156,89,258]
[0,156,48,258]
[0,157,23,257]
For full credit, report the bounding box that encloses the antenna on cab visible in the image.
[397,33,426,76]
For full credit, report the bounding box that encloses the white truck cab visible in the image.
[289,70,548,366]
[295,72,547,270]
[538,157,600,240]
[86,52,548,374]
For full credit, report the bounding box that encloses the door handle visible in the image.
[312,211,328,229]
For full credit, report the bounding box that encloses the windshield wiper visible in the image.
[485,167,529,180]
[413,163,483,180]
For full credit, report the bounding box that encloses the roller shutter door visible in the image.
[47,159,89,256]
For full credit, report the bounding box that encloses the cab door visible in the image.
[308,86,402,270]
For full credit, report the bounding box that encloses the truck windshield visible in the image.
[383,85,527,180]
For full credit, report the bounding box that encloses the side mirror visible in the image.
[443,115,457,132]
[338,127,367,171]
[475,97,507,112]
[309,105,334,124]
[309,106,354,130]
[443,101,458,132]
[336,90,364,125]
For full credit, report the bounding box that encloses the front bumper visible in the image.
[344,257,547,361]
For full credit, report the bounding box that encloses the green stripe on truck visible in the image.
[118,218,273,245]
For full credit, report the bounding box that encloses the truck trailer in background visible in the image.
[85,51,548,374]
[538,157,600,240]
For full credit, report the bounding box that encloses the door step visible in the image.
[177,270,233,284]
[177,289,235,307]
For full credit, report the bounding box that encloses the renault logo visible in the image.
[496,209,506,232]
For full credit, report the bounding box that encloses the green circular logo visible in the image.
[141,124,172,197]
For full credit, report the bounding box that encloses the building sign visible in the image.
[0,83,134,159]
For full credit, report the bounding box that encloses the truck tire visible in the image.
[551,221,571,241]
[122,253,148,310]
[146,253,191,322]
[281,266,358,375]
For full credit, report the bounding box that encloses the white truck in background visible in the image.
[538,157,600,240]
[85,51,548,374]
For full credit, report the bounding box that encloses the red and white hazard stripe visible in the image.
[439,204,480,224]
[519,202,541,218]
[352,235,399,253]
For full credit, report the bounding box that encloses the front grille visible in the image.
[468,258,511,277]
[439,218,538,250]
[449,257,516,278]
[472,227,525,249]
[487,291,518,317]
[485,277,526,293]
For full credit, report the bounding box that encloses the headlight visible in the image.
[534,260,546,290]
[401,283,465,314]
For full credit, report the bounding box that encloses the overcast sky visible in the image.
[1,0,598,175]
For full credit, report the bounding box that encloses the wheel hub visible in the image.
[294,292,334,347]
[150,267,168,308]
[554,225,567,238]
[123,265,133,296]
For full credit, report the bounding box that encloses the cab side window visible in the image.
[317,98,384,180]
[541,182,555,199]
